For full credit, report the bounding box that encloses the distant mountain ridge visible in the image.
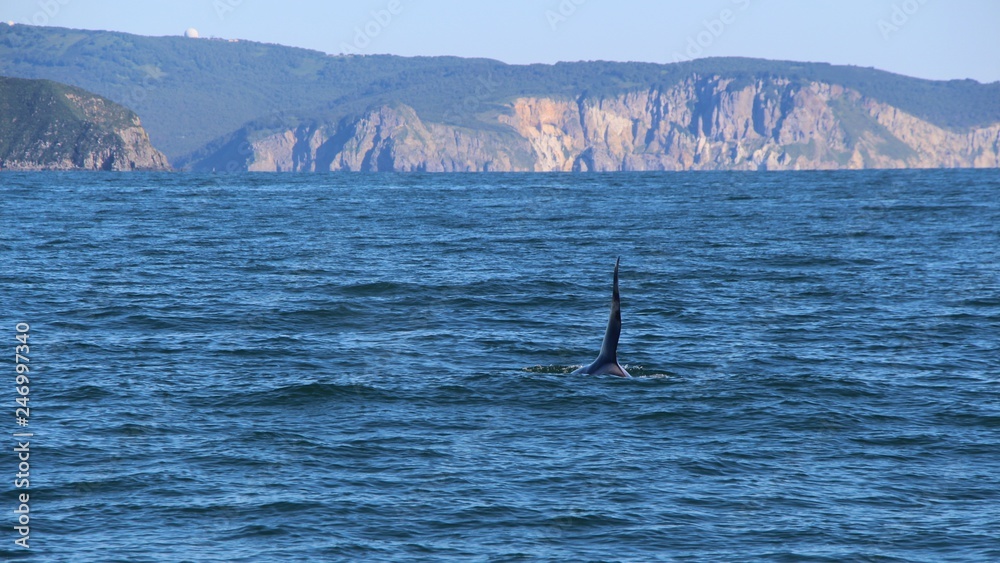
[183,79,1000,172]
[0,76,168,171]
[1,24,998,171]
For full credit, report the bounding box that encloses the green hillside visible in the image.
[0,76,150,169]
[2,24,998,163]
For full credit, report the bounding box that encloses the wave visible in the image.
[214,381,397,408]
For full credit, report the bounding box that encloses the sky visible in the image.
[5,0,999,83]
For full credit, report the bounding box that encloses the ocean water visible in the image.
[1,170,999,562]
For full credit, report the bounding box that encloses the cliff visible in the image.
[5,26,999,166]
[0,76,169,171]
[186,75,1000,172]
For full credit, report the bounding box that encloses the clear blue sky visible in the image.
[6,0,999,82]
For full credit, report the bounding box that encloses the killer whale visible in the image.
[571,257,631,377]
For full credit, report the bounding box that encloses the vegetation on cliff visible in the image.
[2,24,998,166]
[0,76,169,170]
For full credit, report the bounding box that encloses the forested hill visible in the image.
[0,76,168,170]
[2,24,998,167]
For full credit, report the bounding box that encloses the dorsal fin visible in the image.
[596,256,622,365]
[571,257,630,377]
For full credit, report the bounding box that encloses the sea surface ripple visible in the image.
[1,170,999,562]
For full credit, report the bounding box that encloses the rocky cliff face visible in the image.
[0,77,169,171]
[192,75,1000,172]
[238,105,534,173]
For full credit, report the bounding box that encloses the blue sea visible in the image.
[2,170,999,562]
